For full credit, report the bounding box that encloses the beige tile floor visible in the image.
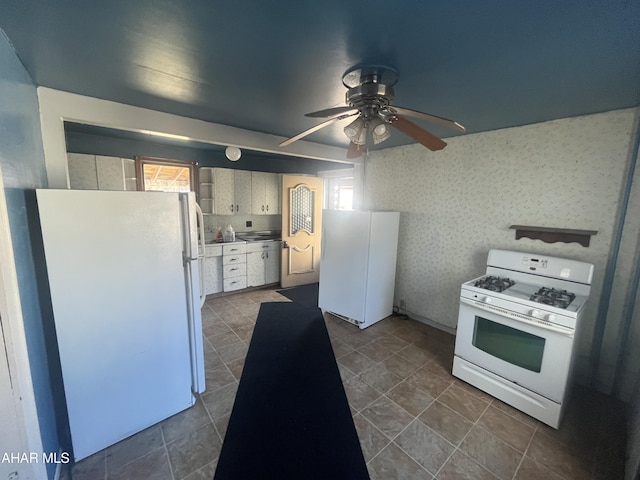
[66,287,627,480]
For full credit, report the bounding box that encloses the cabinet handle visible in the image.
[230,267,238,271]
[266,252,269,258]
[230,204,233,212]
[266,205,269,212]
[261,253,265,259]
[262,245,269,248]
[236,204,239,212]
[261,205,264,212]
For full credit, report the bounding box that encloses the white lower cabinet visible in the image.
[202,244,223,295]
[222,243,247,292]
[246,241,281,287]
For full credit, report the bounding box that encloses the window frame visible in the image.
[134,156,199,192]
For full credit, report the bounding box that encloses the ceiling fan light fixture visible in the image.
[343,117,365,141]
[370,117,391,144]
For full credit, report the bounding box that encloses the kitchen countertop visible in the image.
[203,231,281,245]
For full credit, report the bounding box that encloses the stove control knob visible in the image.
[482,296,492,304]
[529,309,540,318]
[546,314,556,322]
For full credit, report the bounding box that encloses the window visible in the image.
[134,156,197,192]
[333,184,353,210]
[321,168,354,210]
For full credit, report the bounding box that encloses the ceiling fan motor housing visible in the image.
[346,83,395,121]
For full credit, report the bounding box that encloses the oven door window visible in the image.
[473,316,545,373]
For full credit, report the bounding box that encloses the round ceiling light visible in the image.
[225,146,242,161]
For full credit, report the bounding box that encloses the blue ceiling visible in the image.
[1,1,639,153]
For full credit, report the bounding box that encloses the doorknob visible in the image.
[282,241,289,249]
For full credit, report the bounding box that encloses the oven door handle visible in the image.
[460,297,575,338]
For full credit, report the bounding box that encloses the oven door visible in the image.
[454,299,574,403]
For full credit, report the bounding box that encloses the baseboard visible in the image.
[405,310,456,335]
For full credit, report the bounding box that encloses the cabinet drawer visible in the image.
[222,243,247,255]
[222,254,247,266]
[246,241,281,253]
[223,263,246,278]
[224,276,247,292]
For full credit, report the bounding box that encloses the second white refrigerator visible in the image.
[318,210,400,329]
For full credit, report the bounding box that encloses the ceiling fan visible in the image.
[279,65,465,158]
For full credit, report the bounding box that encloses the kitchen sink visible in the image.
[236,230,281,242]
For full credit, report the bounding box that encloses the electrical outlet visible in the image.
[399,299,406,311]
[246,221,252,227]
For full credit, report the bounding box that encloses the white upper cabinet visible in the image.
[213,168,252,215]
[213,167,234,214]
[67,154,135,191]
[251,172,280,215]
[68,153,98,189]
[234,170,252,215]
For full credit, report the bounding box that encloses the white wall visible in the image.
[0,29,56,479]
[363,108,639,397]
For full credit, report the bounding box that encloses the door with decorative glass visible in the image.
[280,175,323,288]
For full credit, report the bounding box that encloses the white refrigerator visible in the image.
[36,189,206,461]
[319,210,400,329]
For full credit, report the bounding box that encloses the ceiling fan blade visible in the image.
[346,141,364,159]
[390,115,447,151]
[279,113,357,147]
[388,106,465,132]
[305,106,358,118]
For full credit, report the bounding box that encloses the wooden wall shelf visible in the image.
[509,225,597,247]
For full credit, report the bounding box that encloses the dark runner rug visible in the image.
[276,282,319,308]
[214,302,369,480]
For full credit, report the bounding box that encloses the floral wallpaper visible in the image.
[363,108,639,394]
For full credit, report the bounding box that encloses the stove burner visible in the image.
[529,287,576,309]
[474,276,515,292]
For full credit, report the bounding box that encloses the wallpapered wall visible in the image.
[363,108,639,397]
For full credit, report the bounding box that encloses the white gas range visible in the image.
[453,249,594,428]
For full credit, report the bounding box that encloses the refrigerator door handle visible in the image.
[180,192,206,395]
[195,202,206,308]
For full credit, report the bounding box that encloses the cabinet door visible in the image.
[202,256,223,295]
[246,251,266,287]
[68,153,98,190]
[234,170,252,215]
[123,159,137,191]
[251,172,267,215]
[96,156,126,191]
[264,173,280,214]
[214,168,235,215]
[265,248,281,284]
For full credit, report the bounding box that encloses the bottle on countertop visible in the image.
[215,227,224,243]
[224,224,235,242]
